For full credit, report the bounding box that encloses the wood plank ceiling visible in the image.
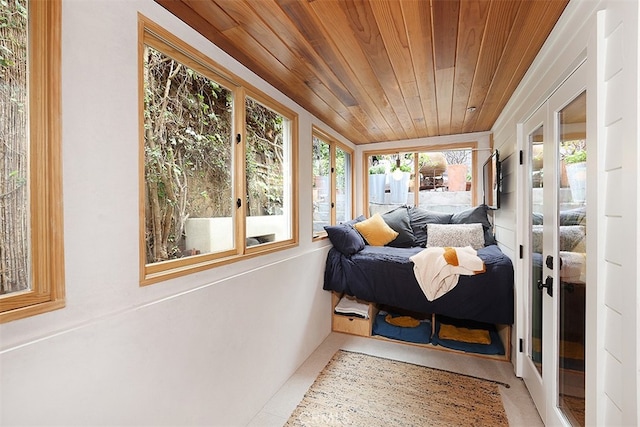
[154,0,569,145]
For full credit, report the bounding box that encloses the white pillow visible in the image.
[426,223,485,250]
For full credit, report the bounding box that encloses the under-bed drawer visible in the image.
[333,313,373,336]
[331,292,378,337]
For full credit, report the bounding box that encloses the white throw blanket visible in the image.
[410,246,485,301]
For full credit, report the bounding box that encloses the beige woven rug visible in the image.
[286,350,509,426]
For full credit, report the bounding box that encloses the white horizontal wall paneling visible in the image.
[603,117,623,172]
[603,168,623,217]
[603,261,623,315]
[599,0,640,424]
[603,350,623,426]
[493,151,517,252]
[603,306,623,372]
[604,71,625,128]
[604,23,624,80]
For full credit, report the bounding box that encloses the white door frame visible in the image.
[517,61,587,426]
[520,104,547,420]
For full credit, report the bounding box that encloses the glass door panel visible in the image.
[522,105,548,421]
[530,125,544,376]
[557,91,586,426]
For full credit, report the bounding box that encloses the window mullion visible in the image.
[330,143,336,225]
[413,153,420,206]
[235,88,247,254]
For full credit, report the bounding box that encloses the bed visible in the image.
[322,205,515,326]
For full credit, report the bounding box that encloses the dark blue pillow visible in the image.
[559,207,586,226]
[342,215,366,226]
[450,204,492,228]
[408,207,453,247]
[324,223,366,255]
[450,204,496,246]
[382,206,415,248]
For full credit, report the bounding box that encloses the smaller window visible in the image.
[312,128,354,239]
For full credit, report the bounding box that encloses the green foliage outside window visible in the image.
[0,0,29,295]
[245,97,286,216]
[143,46,286,263]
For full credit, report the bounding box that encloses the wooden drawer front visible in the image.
[333,314,371,337]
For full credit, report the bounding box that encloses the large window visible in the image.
[365,144,477,216]
[312,128,354,238]
[140,17,298,284]
[0,0,64,323]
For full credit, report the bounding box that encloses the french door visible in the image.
[522,63,587,426]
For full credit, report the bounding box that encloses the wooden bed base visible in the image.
[331,292,512,362]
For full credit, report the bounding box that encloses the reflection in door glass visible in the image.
[529,125,544,377]
[558,91,586,426]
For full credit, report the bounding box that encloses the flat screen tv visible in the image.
[483,150,501,209]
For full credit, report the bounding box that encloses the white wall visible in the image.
[0,1,350,425]
[491,0,639,425]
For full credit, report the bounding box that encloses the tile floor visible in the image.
[248,332,543,427]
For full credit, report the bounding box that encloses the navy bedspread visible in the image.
[323,244,514,325]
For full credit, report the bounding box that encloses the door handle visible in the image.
[537,276,553,297]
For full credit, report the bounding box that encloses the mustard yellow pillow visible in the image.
[354,213,399,246]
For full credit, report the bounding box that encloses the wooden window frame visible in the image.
[0,0,65,323]
[362,142,479,216]
[312,127,355,240]
[139,16,299,285]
